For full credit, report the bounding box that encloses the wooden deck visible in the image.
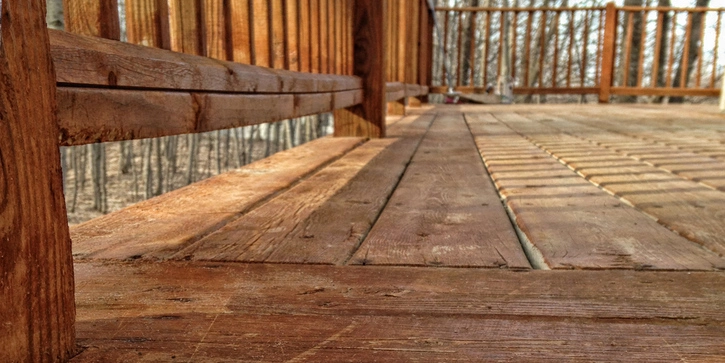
[71,104,725,362]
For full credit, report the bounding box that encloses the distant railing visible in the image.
[431,2,724,102]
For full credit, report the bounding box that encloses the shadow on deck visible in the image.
[71,104,725,362]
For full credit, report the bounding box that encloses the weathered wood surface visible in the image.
[64,0,121,40]
[334,0,387,138]
[71,261,725,362]
[71,137,364,260]
[0,2,76,361]
[467,112,725,270]
[490,109,725,258]
[350,112,530,268]
[177,112,434,264]
[57,88,363,145]
[524,110,725,192]
[50,29,361,93]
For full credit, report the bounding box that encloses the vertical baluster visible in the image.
[596,9,604,84]
[695,9,707,88]
[539,10,547,88]
[651,10,664,88]
[498,11,505,81]
[512,11,518,83]
[525,11,532,86]
[552,10,560,87]
[469,11,478,86]
[567,10,574,88]
[328,0,335,74]
[286,0,300,71]
[484,11,491,86]
[666,12,677,87]
[310,0,320,73]
[582,10,590,87]
[443,11,449,86]
[637,11,648,87]
[680,12,693,88]
[711,12,722,88]
[319,0,328,73]
[250,0,270,67]
[457,11,464,86]
[622,11,635,87]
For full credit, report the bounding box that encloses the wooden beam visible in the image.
[0,1,75,361]
[50,29,361,93]
[334,0,387,138]
[599,2,617,103]
[57,88,363,145]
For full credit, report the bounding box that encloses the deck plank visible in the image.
[71,137,364,260]
[349,112,530,268]
[175,113,434,264]
[493,112,725,258]
[467,113,725,270]
[71,261,725,362]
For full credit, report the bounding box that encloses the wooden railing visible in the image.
[431,2,724,102]
[609,5,723,99]
[1,1,433,361]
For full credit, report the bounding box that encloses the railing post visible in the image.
[599,2,618,104]
[0,1,76,361]
[418,0,434,104]
[334,0,387,138]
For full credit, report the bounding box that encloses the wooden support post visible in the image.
[418,0,434,103]
[0,1,76,362]
[408,97,422,107]
[599,2,618,104]
[334,0,387,138]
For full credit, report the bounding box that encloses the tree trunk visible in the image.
[46,0,65,30]
[90,143,107,212]
[186,134,198,184]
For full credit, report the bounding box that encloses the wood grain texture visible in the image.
[64,0,121,40]
[468,113,725,270]
[168,0,204,56]
[0,2,75,361]
[334,0,387,138]
[493,111,725,258]
[202,0,227,60]
[71,261,725,362]
[350,112,530,268]
[176,113,434,264]
[56,87,363,145]
[126,0,171,49]
[50,29,362,93]
[70,137,364,260]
